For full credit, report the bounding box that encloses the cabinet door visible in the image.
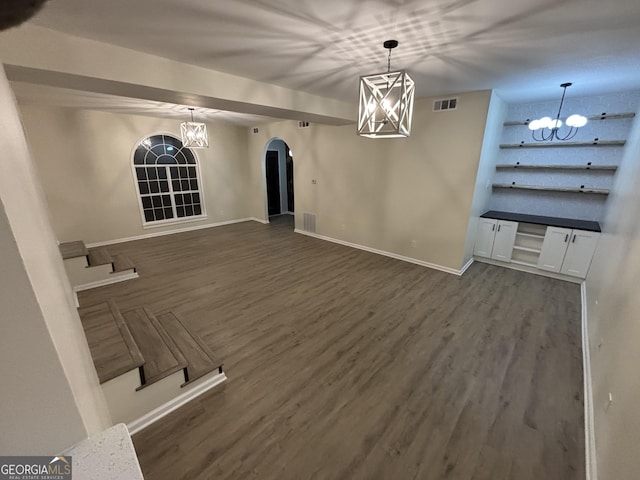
[474,219,497,258]
[560,231,600,278]
[491,220,518,261]
[537,227,571,272]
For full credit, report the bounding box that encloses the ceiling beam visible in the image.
[0,24,355,125]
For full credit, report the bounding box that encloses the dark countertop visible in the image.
[481,210,601,232]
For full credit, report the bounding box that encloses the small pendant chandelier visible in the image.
[357,40,415,138]
[528,83,588,141]
[180,108,209,148]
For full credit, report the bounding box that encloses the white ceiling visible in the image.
[20,0,640,115]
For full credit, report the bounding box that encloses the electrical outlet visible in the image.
[411,240,417,248]
[340,223,346,231]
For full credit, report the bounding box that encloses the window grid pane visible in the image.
[134,135,203,225]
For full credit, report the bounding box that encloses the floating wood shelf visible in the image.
[492,183,609,195]
[504,112,636,126]
[500,140,625,149]
[495,164,618,171]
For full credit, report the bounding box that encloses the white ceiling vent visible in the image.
[433,98,458,112]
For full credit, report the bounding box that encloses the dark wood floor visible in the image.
[78,219,584,480]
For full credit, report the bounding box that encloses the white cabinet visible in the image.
[474,219,518,261]
[491,221,518,261]
[537,227,572,273]
[560,230,600,277]
[474,219,499,257]
[538,227,600,278]
[475,215,601,281]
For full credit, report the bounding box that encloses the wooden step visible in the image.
[78,300,145,384]
[156,311,223,386]
[122,307,187,390]
[59,240,88,260]
[88,247,113,267]
[112,254,136,273]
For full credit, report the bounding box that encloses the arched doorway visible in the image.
[264,138,294,229]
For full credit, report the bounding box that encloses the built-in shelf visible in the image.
[500,140,626,149]
[492,183,609,195]
[495,164,618,171]
[516,231,545,239]
[504,112,636,126]
[512,245,542,254]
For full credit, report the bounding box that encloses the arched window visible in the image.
[132,134,205,225]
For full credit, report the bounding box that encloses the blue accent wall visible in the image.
[489,91,640,222]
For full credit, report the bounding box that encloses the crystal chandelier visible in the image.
[528,83,587,141]
[357,40,415,138]
[180,108,209,148]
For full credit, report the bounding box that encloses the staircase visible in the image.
[78,300,225,433]
[59,241,138,291]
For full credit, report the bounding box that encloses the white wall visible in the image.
[585,111,640,479]
[19,105,252,244]
[462,91,508,263]
[248,91,492,271]
[0,67,111,453]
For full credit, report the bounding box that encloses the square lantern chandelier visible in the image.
[358,40,415,138]
[180,108,209,148]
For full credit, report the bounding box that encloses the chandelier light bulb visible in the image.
[538,117,553,129]
[566,114,588,128]
[549,119,563,129]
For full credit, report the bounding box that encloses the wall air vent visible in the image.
[433,98,458,112]
[303,212,316,233]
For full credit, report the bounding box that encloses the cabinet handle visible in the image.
[564,234,568,242]
[498,225,501,232]
[572,234,576,243]
[492,224,495,231]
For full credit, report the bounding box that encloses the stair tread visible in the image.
[78,300,144,384]
[112,254,136,273]
[156,311,221,386]
[88,247,113,267]
[60,241,88,260]
[122,307,187,389]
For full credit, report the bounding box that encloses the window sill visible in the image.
[142,215,208,230]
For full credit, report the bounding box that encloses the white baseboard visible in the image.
[459,257,474,275]
[582,281,597,480]
[250,217,269,225]
[73,272,139,292]
[86,218,256,248]
[474,256,582,284]
[294,229,466,276]
[127,372,227,436]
